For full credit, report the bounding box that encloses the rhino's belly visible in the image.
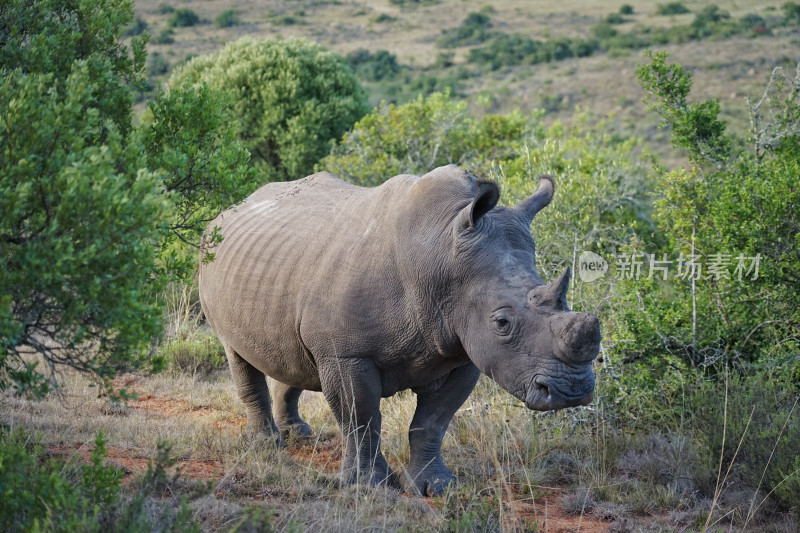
[212,315,323,390]
[376,354,469,397]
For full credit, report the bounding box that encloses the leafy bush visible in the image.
[0,427,206,531]
[635,51,800,368]
[148,51,169,76]
[169,8,199,28]
[320,91,530,185]
[346,49,402,81]
[784,2,800,24]
[214,9,239,28]
[0,0,167,396]
[739,13,770,35]
[468,33,598,70]
[157,3,174,14]
[606,12,626,24]
[136,82,257,276]
[388,0,440,6]
[620,4,634,15]
[689,372,800,513]
[153,27,174,44]
[171,37,370,182]
[1,0,257,396]
[436,12,494,48]
[160,333,227,376]
[656,2,690,15]
[124,17,148,36]
[271,13,303,26]
[0,428,122,530]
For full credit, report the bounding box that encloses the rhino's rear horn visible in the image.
[515,175,554,224]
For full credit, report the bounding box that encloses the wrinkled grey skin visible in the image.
[199,165,600,496]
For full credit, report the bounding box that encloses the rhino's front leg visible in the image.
[320,359,398,488]
[407,363,481,496]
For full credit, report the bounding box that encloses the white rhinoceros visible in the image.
[199,165,600,495]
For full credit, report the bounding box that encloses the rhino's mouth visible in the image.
[524,368,595,411]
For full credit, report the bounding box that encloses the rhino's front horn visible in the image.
[515,175,554,224]
[549,266,571,309]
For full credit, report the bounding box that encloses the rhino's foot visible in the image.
[245,421,284,448]
[405,463,456,496]
[278,421,313,440]
[341,465,400,489]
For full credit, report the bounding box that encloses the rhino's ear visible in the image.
[457,179,500,229]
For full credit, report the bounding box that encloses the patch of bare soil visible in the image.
[113,373,244,429]
[48,444,224,482]
[507,488,613,533]
[286,433,342,473]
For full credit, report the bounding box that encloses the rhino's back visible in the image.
[199,172,414,388]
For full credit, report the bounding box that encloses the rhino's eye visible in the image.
[491,312,513,336]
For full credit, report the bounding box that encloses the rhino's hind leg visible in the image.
[406,363,481,496]
[224,345,282,446]
[320,360,398,488]
[272,382,312,438]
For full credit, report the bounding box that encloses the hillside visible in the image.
[132,0,800,163]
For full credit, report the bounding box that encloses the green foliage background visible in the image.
[0,0,256,396]
[170,37,371,182]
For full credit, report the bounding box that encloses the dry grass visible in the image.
[3,360,797,531]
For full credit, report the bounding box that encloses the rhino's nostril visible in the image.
[536,382,550,397]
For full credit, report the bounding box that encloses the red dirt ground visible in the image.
[103,374,613,530]
[508,491,612,533]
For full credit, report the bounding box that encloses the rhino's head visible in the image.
[415,166,600,411]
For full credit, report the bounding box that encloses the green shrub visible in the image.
[1,0,257,396]
[372,13,396,23]
[169,8,199,28]
[436,12,494,48]
[271,14,302,25]
[0,0,168,397]
[320,91,530,185]
[136,82,257,276]
[388,0,440,6]
[0,428,122,530]
[347,49,402,81]
[656,2,690,15]
[160,333,227,375]
[157,3,174,14]
[468,33,541,69]
[124,17,148,36]
[635,51,800,368]
[148,51,169,76]
[784,2,800,24]
[606,12,626,24]
[154,27,174,44]
[171,37,370,182]
[739,13,769,34]
[468,32,599,69]
[214,9,239,28]
[620,4,634,15]
[0,427,205,531]
[689,372,800,513]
